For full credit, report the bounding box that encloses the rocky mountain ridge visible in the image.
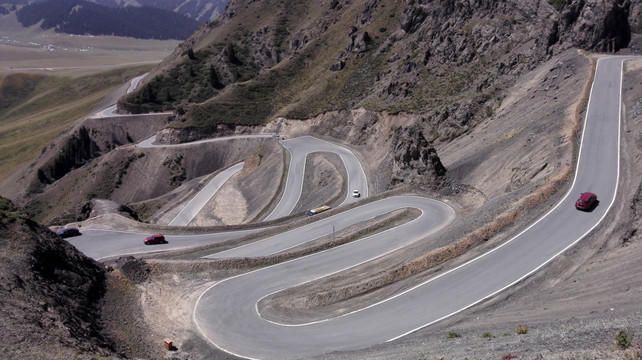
[1,1,642,359]
[116,0,639,187]
[126,0,638,128]
[13,0,641,225]
[14,0,201,40]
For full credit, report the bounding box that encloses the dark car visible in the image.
[575,192,597,211]
[144,234,167,245]
[56,227,81,238]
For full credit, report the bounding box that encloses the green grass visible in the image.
[0,65,154,185]
[124,0,489,131]
[0,196,29,225]
[446,331,461,339]
[123,0,447,130]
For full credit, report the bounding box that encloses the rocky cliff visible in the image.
[125,0,637,129]
[0,198,115,359]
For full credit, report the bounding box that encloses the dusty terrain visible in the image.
[88,52,642,360]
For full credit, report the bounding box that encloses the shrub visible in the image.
[502,354,518,360]
[548,0,566,11]
[446,331,461,339]
[515,325,528,335]
[481,332,493,338]
[614,329,632,350]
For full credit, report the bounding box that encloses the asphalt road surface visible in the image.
[68,228,260,261]
[264,135,369,220]
[190,56,629,359]
[68,134,368,259]
[66,56,631,359]
[168,162,245,226]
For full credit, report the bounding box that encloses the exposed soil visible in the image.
[187,140,285,226]
[0,202,119,360]
[292,152,347,214]
[4,1,642,357]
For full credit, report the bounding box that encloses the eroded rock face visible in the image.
[555,0,632,52]
[630,1,642,34]
[0,199,112,357]
[392,126,446,188]
[155,124,234,144]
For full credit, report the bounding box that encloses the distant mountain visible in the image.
[4,0,229,23]
[15,0,202,40]
[94,0,230,23]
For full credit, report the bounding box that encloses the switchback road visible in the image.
[67,56,631,359]
[191,56,629,359]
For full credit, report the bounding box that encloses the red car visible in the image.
[575,192,597,211]
[144,234,167,245]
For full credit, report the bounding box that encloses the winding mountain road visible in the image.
[67,134,369,258]
[168,162,246,226]
[191,56,629,359]
[67,56,631,359]
[265,135,369,220]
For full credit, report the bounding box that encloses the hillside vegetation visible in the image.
[0,65,154,185]
[10,0,639,224]
[120,0,636,137]
[1,1,642,359]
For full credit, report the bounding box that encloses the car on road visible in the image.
[57,227,81,238]
[352,190,360,198]
[144,234,167,245]
[575,192,597,211]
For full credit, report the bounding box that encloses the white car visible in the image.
[352,190,360,198]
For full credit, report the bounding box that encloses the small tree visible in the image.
[187,47,196,60]
[209,65,224,89]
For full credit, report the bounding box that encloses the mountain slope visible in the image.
[115,0,229,23]
[0,197,116,359]
[15,0,640,223]
[120,0,637,135]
